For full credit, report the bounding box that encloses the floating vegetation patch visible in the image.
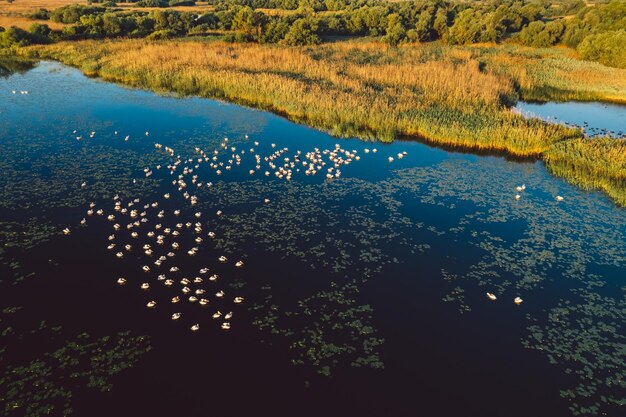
[522,282,626,417]
[0,307,152,417]
[252,282,384,377]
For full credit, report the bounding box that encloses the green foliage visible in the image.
[30,8,50,20]
[282,18,320,45]
[577,30,626,69]
[0,27,38,48]
[137,0,168,7]
[50,5,105,24]
[383,13,405,46]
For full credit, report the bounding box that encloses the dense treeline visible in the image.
[1,0,624,67]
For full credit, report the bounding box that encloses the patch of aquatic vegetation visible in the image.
[0,136,164,249]
[210,178,426,275]
[251,282,384,377]
[377,160,625,416]
[522,282,625,417]
[0,306,152,417]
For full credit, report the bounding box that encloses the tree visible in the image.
[383,13,405,46]
[577,30,626,69]
[232,6,254,34]
[282,18,320,45]
[433,7,448,41]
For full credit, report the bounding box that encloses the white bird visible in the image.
[234,297,244,304]
[486,292,497,301]
[191,324,200,332]
[224,311,233,320]
[221,322,231,330]
[141,283,150,290]
[147,301,157,308]
[116,278,127,285]
[219,256,227,263]
[514,297,523,305]
[212,311,222,319]
[556,195,564,201]
[62,228,71,235]
[172,313,181,320]
[235,261,244,268]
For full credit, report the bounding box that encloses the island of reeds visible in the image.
[1,0,625,204]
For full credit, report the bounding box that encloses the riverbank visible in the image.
[19,39,626,205]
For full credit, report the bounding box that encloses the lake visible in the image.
[1,61,625,417]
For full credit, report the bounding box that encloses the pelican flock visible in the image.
[60,126,541,334]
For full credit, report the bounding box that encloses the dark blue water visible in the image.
[1,61,625,417]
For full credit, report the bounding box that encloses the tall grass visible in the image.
[25,39,577,156]
[473,45,626,104]
[21,38,626,205]
[544,138,626,206]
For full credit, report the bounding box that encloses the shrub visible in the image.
[50,5,105,23]
[30,8,50,20]
[282,18,320,45]
[0,26,33,48]
[146,29,176,39]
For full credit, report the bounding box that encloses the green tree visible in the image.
[577,30,626,69]
[383,13,405,46]
[282,18,320,45]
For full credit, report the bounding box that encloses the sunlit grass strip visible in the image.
[544,138,626,206]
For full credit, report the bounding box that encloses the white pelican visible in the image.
[234,297,244,304]
[172,313,181,320]
[216,290,225,298]
[221,322,231,330]
[147,301,156,308]
[62,228,71,235]
[172,296,180,303]
[224,312,233,320]
[212,311,222,319]
[191,324,200,332]
[117,278,127,285]
[235,261,244,268]
[199,298,209,306]
[218,256,227,263]
[141,283,150,290]
[514,297,523,305]
[486,292,497,301]
[556,196,564,201]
